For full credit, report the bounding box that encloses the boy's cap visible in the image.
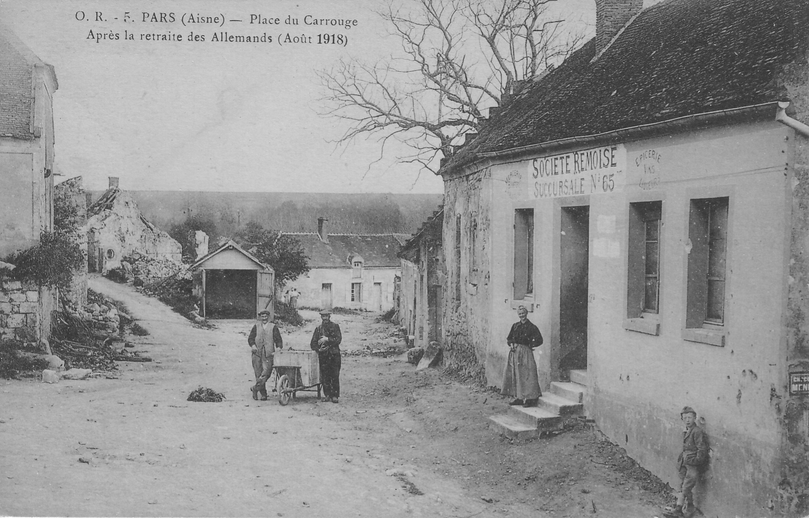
[680,406,697,417]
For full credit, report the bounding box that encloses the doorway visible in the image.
[321,283,333,309]
[205,270,257,319]
[559,205,589,373]
[372,282,382,311]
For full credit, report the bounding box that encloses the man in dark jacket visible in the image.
[248,309,283,401]
[675,406,709,517]
[310,310,342,403]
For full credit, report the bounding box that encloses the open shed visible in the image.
[190,240,274,319]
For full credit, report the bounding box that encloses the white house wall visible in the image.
[286,266,399,312]
[445,119,792,516]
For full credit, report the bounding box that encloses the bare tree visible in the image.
[318,0,586,173]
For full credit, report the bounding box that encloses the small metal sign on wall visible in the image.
[790,372,809,395]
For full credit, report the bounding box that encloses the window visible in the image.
[351,282,363,303]
[627,201,662,318]
[468,215,478,277]
[513,209,534,300]
[686,197,729,330]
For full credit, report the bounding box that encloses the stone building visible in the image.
[438,0,809,515]
[0,25,58,341]
[398,207,445,350]
[282,218,403,312]
[85,177,182,274]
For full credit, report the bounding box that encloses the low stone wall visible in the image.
[0,278,51,342]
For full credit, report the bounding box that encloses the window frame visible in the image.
[351,282,363,303]
[513,208,535,302]
[682,190,733,347]
[624,199,663,336]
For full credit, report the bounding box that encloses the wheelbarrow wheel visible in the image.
[278,374,291,406]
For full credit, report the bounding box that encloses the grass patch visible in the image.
[0,339,48,379]
[130,322,149,336]
[275,301,304,326]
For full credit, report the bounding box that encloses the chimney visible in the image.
[317,217,329,243]
[595,0,642,56]
[108,176,119,189]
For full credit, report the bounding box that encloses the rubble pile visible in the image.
[343,345,405,358]
[121,252,187,286]
[49,289,151,373]
[187,387,226,402]
[49,337,117,371]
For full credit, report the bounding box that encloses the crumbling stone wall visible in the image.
[0,277,55,343]
[442,170,492,383]
[780,48,809,516]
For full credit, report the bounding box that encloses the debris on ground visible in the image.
[343,345,405,358]
[187,387,226,402]
[416,342,442,371]
[406,347,424,365]
[61,368,93,380]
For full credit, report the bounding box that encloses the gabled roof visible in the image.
[0,24,57,140]
[443,0,809,175]
[190,240,272,271]
[285,233,403,268]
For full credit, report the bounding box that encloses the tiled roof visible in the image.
[444,0,808,174]
[286,233,403,268]
[399,206,444,257]
[0,25,54,139]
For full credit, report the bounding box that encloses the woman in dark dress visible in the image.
[501,305,542,407]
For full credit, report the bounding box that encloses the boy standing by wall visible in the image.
[675,406,709,517]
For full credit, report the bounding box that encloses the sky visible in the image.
[0,0,628,194]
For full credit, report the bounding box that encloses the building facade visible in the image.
[282,218,403,312]
[0,25,58,342]
[439,0,809,515]
[398,208,444,350]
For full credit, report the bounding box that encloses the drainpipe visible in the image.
[776,101,809,137]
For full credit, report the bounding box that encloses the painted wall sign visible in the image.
[527,144,626,199]
[790,372,809,395]
[635,149,663,190]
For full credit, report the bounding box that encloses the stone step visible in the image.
[550,381,585,403]
[537,393,584,415]
[507,405,563,430]
[488,414,539,441]
[569,369,588,386]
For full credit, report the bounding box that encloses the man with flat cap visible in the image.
[310,309,342,403]
[248,309,283,401]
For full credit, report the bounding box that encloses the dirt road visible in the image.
[0,277,672,517]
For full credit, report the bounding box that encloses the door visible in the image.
[373,282,382,311]
[559,205,589,373]
[257,270,274,320]
[428,286,443,344]
[321,283,333,309]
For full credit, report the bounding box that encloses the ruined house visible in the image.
[282,218,403,312]
[0,25,58,341]
[85,177,182,274]
[397,207,445,350]
[438,0,809,515]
